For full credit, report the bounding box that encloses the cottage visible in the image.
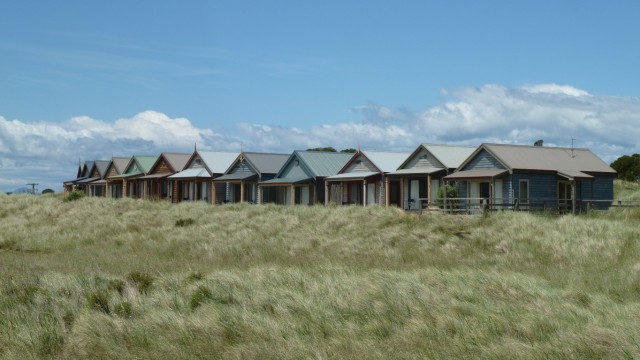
[105,157,131,198]
[83,160,111,197]
[138,153,191,201]
[63,161,88,196]
[213,151,289,204]
[109,156,158,199]
[443,143,617,212]
[258,151,352,205]
[167,151,238,204]
[387,144,475,210]
[325,150,410,207]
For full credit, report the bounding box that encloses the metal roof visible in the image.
[293,151,353,177]
[360,151,411,172]
[326,172,379,181]
[387,167,446,176]
[242,152,290,174]
[123,155,158,176]
[111,157,131,175]
[214,173,258,182]
[75,177,98,184]
[481,143,616,174]
[198,151,239,174]
[93,160,111,179]
[259,177,314,185]
[159,153,191,172]
[422,144,476,169]
[168,168,210,179]
[443,169,508,180]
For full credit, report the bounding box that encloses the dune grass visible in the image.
[1,185,640,359]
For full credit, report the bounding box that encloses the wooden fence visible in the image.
[413,198,640,215]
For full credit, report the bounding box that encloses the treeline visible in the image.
[611,154,640,181]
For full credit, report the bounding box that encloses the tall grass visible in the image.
[1,185,640,359]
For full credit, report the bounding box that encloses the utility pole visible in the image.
[26,183,39,195]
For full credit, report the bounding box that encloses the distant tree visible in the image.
[340,148,357,153]
[42,189,55,194]
[306,147,337,152]
[610,154,640,182]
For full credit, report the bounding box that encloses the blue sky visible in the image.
[1,1,640,192]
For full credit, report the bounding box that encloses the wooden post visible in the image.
[385,177,390,207]
[291,185,296,206]
[362,180,367,206]
[325,182,329,206]
[240,181,245,204]
[571,181,576,215]
[427,175,432,206]
[258,185,263,205]
[212,181,217,206]
[400,178,404,209]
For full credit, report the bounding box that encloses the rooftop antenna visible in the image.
[26,183,38,195]
[194,142,197,152]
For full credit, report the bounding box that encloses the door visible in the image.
[367,183,376,205]
[431,179,440,204]
[410,180,420,210]
[301,186,310,205]
[494,179,503,209]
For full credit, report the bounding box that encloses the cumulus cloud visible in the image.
[0,111,234,192]
[2,83,640,192]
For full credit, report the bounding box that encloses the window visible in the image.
[519,180,529,204]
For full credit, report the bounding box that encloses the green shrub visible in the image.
[190,285,213,310]
[175,218,195,227]
[435,183,459,208]
[128,271,154,294]
[108,279,126,296]
[65,190,85,202]
[114,301,134,318]
[86,289,110,314]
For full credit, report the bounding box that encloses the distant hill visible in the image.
[6,187,38,195]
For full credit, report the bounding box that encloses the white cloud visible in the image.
[2,83,640,192]
[0,111,233,192]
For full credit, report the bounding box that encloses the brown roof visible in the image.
[473,143,616,174]
[161,153,192,172]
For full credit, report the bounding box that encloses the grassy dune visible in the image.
[1,184,640,359]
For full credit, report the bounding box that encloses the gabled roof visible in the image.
[360,151,411,173]
[122,155,159,176]
[241,152,290,175]
[412,144,476,169]
[90,160,111,179]
[276,151,353,179]
[111,157,131,175]
[81,161,94,177]
[445,143,616,181]
[463,143,616,174]
[148,152,191,174]
[196,151,239,174]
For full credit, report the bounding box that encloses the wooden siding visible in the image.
[90,167,100,178]
[106,165,119,179]
[344,155,377,173]
[403,148,444,170]
[187,156,204,169]
[229,160,257,175]
[511,172,557,203]
[281,160,308,179]
[155,160,171,174]
[463,149,505,171]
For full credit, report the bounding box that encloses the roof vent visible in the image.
[534,140,543,147]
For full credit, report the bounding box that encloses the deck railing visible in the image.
[411,197,640,214]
